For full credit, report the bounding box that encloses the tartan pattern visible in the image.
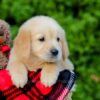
[57,71,75,100]
[0,69,76,100]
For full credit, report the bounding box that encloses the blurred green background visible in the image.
[0,0,100,100]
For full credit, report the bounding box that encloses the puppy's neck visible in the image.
[23,55,45,71]
[23,54,63,72]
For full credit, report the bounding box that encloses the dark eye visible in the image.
[39,37,45,42]
[57,37,60,42]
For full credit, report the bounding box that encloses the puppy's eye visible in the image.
[39,37,45,42]
[57,37,60,42]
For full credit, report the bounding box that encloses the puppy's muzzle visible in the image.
[50,49,59,57]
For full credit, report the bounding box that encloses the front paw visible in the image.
[40,69,59,87]
[9,70,28,88]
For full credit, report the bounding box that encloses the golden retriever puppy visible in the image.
[7,16,74,99]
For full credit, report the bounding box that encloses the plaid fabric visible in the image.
[0,69,76,100]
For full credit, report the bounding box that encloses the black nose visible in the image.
[50,49,58,56]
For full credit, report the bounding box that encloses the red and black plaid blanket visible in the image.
[0,69,76,100]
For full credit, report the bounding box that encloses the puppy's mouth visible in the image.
[40,54,60,63]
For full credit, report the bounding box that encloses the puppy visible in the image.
[7,16,74,99]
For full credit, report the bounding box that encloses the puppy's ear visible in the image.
[61,33,69,61]
[14,28,31,60]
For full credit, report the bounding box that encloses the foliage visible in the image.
[0,0,100,99]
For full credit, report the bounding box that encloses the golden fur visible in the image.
[7,16,74,100]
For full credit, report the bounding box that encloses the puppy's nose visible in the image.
[50,49,58,56]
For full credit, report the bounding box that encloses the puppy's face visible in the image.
[31,27,63,62]
[14,16,69,64]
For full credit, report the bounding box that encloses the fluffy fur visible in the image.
[7,16,74,100]
[0,20,11,69]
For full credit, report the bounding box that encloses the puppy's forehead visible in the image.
[32,21,62,34]
[21,16,65,36]
[33,28,61,39]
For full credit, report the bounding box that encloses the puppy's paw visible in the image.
[8,65,28,88]
[11,71,28,88]
[41,69,59,87]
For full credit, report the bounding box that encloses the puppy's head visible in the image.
[14,16,69,64]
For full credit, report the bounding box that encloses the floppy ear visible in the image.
[13,28,31,60]
[61,33,69,61]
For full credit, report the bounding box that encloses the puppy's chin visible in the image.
[38,55,61,63]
